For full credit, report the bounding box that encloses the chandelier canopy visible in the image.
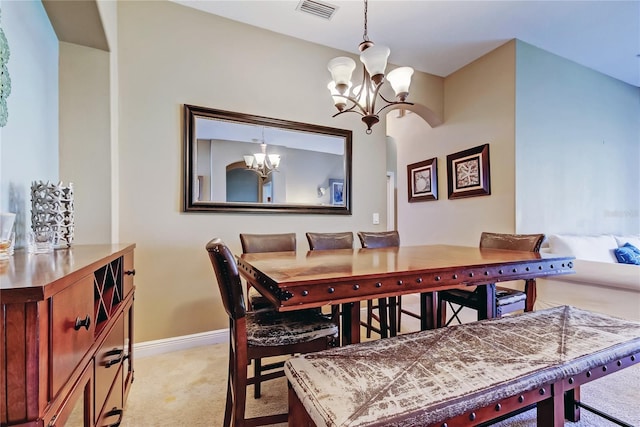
[327,0,415,134]
[243,128,281,179]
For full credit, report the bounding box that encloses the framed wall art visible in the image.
[329,179,344,205]
[446,144,491,199]
[407,158,438,202]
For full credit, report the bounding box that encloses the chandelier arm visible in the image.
[375,101,414,116]
[332,109,368,119]
[367,81,386,116]
[333,94,368,116]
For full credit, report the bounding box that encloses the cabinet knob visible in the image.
[125,269,136,276]
[74,315,91,331]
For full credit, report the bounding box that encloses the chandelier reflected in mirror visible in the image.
[243,127,281,178]
[327,0,415,134]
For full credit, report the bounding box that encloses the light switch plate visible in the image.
[372,213,380,224]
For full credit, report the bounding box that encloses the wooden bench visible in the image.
[285,306,640,426]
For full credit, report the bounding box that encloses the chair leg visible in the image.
[397,295,402,332]
[387,297,397,337]
[366,299,373,338]
[224,344,233,427]
[445,302,464,326]
[253,358,262,398]
[378,298,389,338]
[232,346,248,427]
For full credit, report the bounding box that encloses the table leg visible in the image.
[564,386,581,422]
[525,278,537,312]
[341,302,361,345]
[420,292,437,330]
[477,283,497,320]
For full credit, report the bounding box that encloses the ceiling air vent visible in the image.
[296,0,338,20]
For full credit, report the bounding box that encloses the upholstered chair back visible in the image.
[306,232,354,250]
[479,232,545,253]
[206,238,246,320]
[357,230,400,249]
[240,233,296,254]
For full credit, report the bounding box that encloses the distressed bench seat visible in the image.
[285,306,640,427]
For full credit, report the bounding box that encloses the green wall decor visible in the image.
[0,9,11,127]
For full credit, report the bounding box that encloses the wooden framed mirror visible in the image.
[183,105,352,214]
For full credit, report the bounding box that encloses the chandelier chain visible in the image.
[362,0,369,42]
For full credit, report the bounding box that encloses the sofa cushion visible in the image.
[548,234,618,263]
[614,243,640,265]
[614,235,640,249]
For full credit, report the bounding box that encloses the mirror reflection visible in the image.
[183,105,352,214]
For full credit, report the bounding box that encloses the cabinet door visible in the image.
[44,362,93,427]
[51,275,95,397]
[95,365,124,427]
[94,316,124,420]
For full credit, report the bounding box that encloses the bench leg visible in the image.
[288,384,317,426]
[537,383,565,427]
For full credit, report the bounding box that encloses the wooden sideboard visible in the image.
[0,244,136,427]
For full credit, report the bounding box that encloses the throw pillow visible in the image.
[547,234,618,263]
[613,243,640,265]
[614,235,640,249]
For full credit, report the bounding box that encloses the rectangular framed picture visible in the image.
[329,179,344,205]
[446,144,491,199]
[407,158,438,202]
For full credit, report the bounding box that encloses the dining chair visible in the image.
[437,232,546,327]
[357,230,420,338]
[305,232,354,333]
[206,238,338,427]
[239,233,296,310]
[306,231,354,251]
[238,232,297,398]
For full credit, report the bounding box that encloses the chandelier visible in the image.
[243,128,281,179]
[327,0,414,134]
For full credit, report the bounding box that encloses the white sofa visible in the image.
[536,234,640,321]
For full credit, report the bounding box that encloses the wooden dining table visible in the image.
[237,244,575,345]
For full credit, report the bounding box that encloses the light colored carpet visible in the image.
[121,299,640,426]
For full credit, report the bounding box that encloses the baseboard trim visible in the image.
[134,329,228,359]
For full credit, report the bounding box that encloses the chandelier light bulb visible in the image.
[359,44,390,82]
[268,154,281,169]
[243,155,254,167]
[386,66,414,101]
[328,82,348,111]
[328,57,356,93]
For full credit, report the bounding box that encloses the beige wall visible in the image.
[59,41,112,244]
[116,1,442,342]
[390,41,516,247]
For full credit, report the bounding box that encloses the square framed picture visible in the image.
[446,144,491,199]
[329,179,344,205]
[407,158,438,202]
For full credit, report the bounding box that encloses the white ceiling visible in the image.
[173,0,640,88]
